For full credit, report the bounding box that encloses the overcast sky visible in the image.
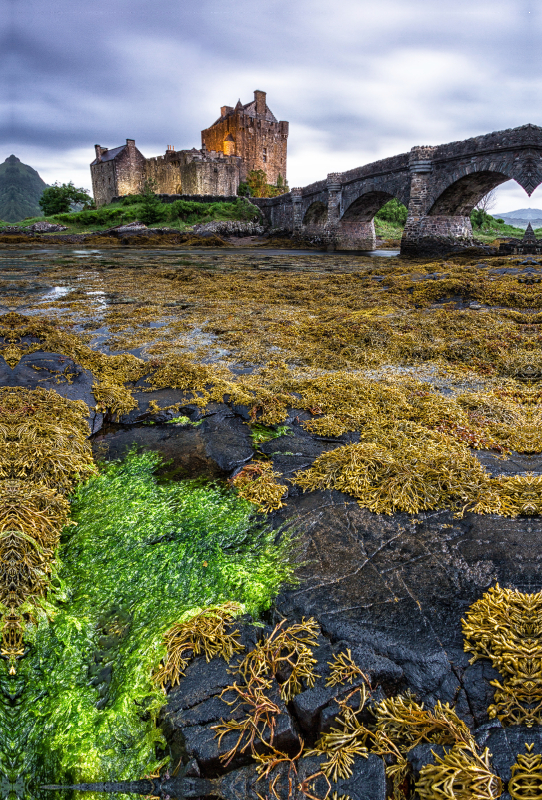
[1,0,541,211]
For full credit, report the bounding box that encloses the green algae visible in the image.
[249,423,293,446]
[3,451,297,799]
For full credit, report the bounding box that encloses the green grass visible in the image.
[7,451,297,796]
[471,212,536,242]
[374,218,404,243]
[8,197,261,235]
[372,200,541,245]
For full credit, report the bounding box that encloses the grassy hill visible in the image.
[0,155,48,222]
[12,195,262,233]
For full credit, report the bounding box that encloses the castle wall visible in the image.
[91,140,147,206]
[179,153,240,196]
[91,160,117,207]
[116,141,146,197]
[145,154,182,195]
[201,92,288,185]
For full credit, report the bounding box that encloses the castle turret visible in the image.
[201,90,288,184]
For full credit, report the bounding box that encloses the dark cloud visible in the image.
[1,0,540,201]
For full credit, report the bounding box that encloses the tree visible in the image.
[244,170,289,198]
[39,181,93,215]
[138,179,163,225]
[237,181,251,197]
[247,169,269,198]
[475,188,498,215]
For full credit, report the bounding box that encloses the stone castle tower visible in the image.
[201,90,288,185]
[90,90,288,206]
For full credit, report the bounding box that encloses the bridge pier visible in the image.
[401,214,474,255]
[324,175,376,250]
[333,219,376,250]
[401,146,474,255]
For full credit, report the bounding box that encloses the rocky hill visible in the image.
[0,154,48,222]
[498,207,542,229]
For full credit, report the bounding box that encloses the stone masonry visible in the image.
[91,140,147,208]
[253,123,542,255]
[90,90,288,206]
[201,90,289,185]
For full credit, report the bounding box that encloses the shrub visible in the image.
[375,198,408,226]
[138,180,163,225]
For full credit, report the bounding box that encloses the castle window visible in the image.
[263,147,267,163]
[223,135,235,156]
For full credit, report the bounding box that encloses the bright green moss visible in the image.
[6,451,297,797]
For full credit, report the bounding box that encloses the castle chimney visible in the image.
[221,105,233,117]
[94,144,103,162]
[254,90,266,115]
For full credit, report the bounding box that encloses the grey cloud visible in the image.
[1,0,540,195]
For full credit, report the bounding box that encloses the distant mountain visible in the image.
[496,208,542,229]
[499,208,542,219]
[0,155,48,222]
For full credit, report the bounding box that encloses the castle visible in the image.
[90,90,288,207]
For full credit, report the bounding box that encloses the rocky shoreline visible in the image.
[9,346,539,798]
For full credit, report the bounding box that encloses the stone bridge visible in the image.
[253,124,542,255]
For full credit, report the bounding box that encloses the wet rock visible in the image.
[210,753,385,800]
[0,350,99,426]
[459,661,501,727]
[477,725,542,785]
[292,684,340,737]
[92,423,226,480]
[259,424,360,481]
[289,634,378,738]
[318,685,386,736]
[270,489,540,712]
[181,682,300,775]
[332,753,386,800]
[407,743,448,781]
[168,689,246,730]
[164,622,261,714]
[118,387,206,426]
[199,410,254,472]
[210,762,260,800]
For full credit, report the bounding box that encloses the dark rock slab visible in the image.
[181,681,300,775]
[477,725,542,785]
[215,754,386,800]
[199,410,254,472]
[118,387,209,425]
[290,634,375,739]
[92,423,226,480]
[164,622,262,714]
[407,743,448,781]
[271,488,542,715]
[167,689,245,730]
[335,753,387,800]
[0,350,102,430]
[459,661,502,727]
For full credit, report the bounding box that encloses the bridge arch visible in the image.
[428,170,517,216]
[303,201,328,225]
[341,190,397,222]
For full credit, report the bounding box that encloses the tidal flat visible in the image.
[1,246,542,800]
